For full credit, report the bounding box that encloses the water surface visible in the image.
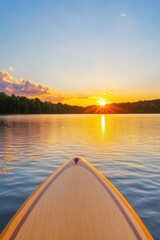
[0,114,160,239]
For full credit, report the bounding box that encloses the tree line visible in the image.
[0,92,160,114]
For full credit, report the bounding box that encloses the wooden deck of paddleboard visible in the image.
[1,158,153,240]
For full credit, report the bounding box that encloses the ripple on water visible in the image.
[0,114,160,239]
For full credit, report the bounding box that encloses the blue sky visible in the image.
[0,0,160,105]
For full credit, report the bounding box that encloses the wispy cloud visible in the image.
[120,13,126,17]
[76,96,89,99]
[101,90,114,95]
[0,70,70,102]
[8,66,15,72]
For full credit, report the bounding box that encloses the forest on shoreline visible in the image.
[0,92,160,114]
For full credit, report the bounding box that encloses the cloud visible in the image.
[8,66,15,72]
[109,89,114,92]
[42,94,72,103]
[0,70,70,103]
[101,90,114,95]
[76,96,89,99]
[0,71,49,95]
[120,13,126,17]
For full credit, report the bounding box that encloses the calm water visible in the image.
[0,114,160,239]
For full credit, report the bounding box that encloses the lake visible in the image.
[0,114,160,239]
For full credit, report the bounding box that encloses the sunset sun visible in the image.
[98,99,107,106]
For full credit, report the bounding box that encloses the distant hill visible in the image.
[0,92,160,114]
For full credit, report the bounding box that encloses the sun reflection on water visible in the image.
[101,115,106,134]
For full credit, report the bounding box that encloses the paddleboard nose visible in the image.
[73,157,80,165]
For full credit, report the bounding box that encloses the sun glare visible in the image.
[98,99,107,106]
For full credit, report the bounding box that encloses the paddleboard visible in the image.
[1,157,153,239]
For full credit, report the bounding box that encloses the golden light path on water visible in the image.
[101,115,106,134]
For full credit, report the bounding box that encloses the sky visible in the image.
[0,0,160,106]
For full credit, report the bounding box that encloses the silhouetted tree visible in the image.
[0,92,160,114]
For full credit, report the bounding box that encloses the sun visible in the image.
[98,99,107,106]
